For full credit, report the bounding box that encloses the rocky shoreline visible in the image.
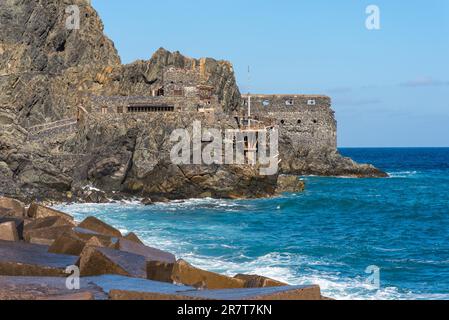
[0,196,328,300]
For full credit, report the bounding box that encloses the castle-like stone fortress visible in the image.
[83,62,337,171]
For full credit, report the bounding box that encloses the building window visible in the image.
[280,120,285,125]
[313,119,318,124]
[263,100,270,107]
[101,106,108,114]
[173,89,184,97]
[156,88,165,96]
[285,99,294,106]
[117,106,123,114]
[297,120,301,124]
[127,105,175,113]
[307,99,316,106]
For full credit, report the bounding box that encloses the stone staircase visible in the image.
[27,118,78,141]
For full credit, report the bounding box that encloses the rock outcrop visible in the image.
[0,0,386,203]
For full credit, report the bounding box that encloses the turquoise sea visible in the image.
[57,148,449,300]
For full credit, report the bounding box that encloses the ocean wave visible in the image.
[388,171,418,178]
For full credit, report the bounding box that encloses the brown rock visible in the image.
[124,232,144,245]
[48,233,87,256]
[0,197,26,217]
[0,218,24,240]
[78,246,146,278]
[78,216,122,238]
[147,259,245,290]
[39,292,95,300]
[146,261,176,283]
[109,290,200,301]
[234,274,288,288]
[49,232,107,256]
[27,204,74,223]
[29,238,56,246]
[183,285,322,300]
[23,225,74,243]
[73,227,118,248]
[0,240,78,277]
[114,238,176,264]
[25,216,75,231]
[0,221,19,242]
[110,285,322,300]
[0,276,107,300]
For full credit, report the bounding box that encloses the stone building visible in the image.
[242,94,337,151]
[87,63,222,116]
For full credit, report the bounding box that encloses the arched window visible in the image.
[297,119,301,124]
[280,120,285,125]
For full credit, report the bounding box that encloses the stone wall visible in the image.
[85,94,221,114]
[244,94,337,151]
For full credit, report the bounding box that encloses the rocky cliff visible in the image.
[0,0,385,203]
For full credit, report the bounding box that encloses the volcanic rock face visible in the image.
[0,0,385,202]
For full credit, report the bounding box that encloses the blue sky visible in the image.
[92,0,449,147]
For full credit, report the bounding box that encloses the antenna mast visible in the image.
[247,65,251,127]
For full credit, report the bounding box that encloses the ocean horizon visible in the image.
[56,147,449,300]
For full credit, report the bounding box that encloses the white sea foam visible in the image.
[388,171,418,178]
[56,202,448,300]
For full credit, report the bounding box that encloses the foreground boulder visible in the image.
[0,276,107,300]
[234,274,288,288]
[73,227,119,246]
[48,233,106,256]
[113,238,176,264]
[0,218,24,240]
[27,204,73,223]
[78,217,122,238]
[124,232,144,245]
[0,240,78,276]
[109,284,322,300]
[0,222,19,242]
[0,197,26,218]
[78,246,147,278]
[25,216,75,231]
[23,225,74,245]
[147,259,245,289]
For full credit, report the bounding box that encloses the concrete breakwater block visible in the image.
[0,217,24,240]
[0,276,107,300]
[109,284,321,301]
[73,227,119,246]
[0,197,26,218]
[0,274,322,301]
[113,238,176,264]
[25,216,75,231]
[27,203,74,223]
[49,232,107,256]
[23,225,74,244]
[78,216,122,238]
[78,246,147,278]
[147,259,246,290]
[234,274,288,288]
[124,232,144,245]
[0,221,19,242]
[179,285,322,301]
[0,240,78,277]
